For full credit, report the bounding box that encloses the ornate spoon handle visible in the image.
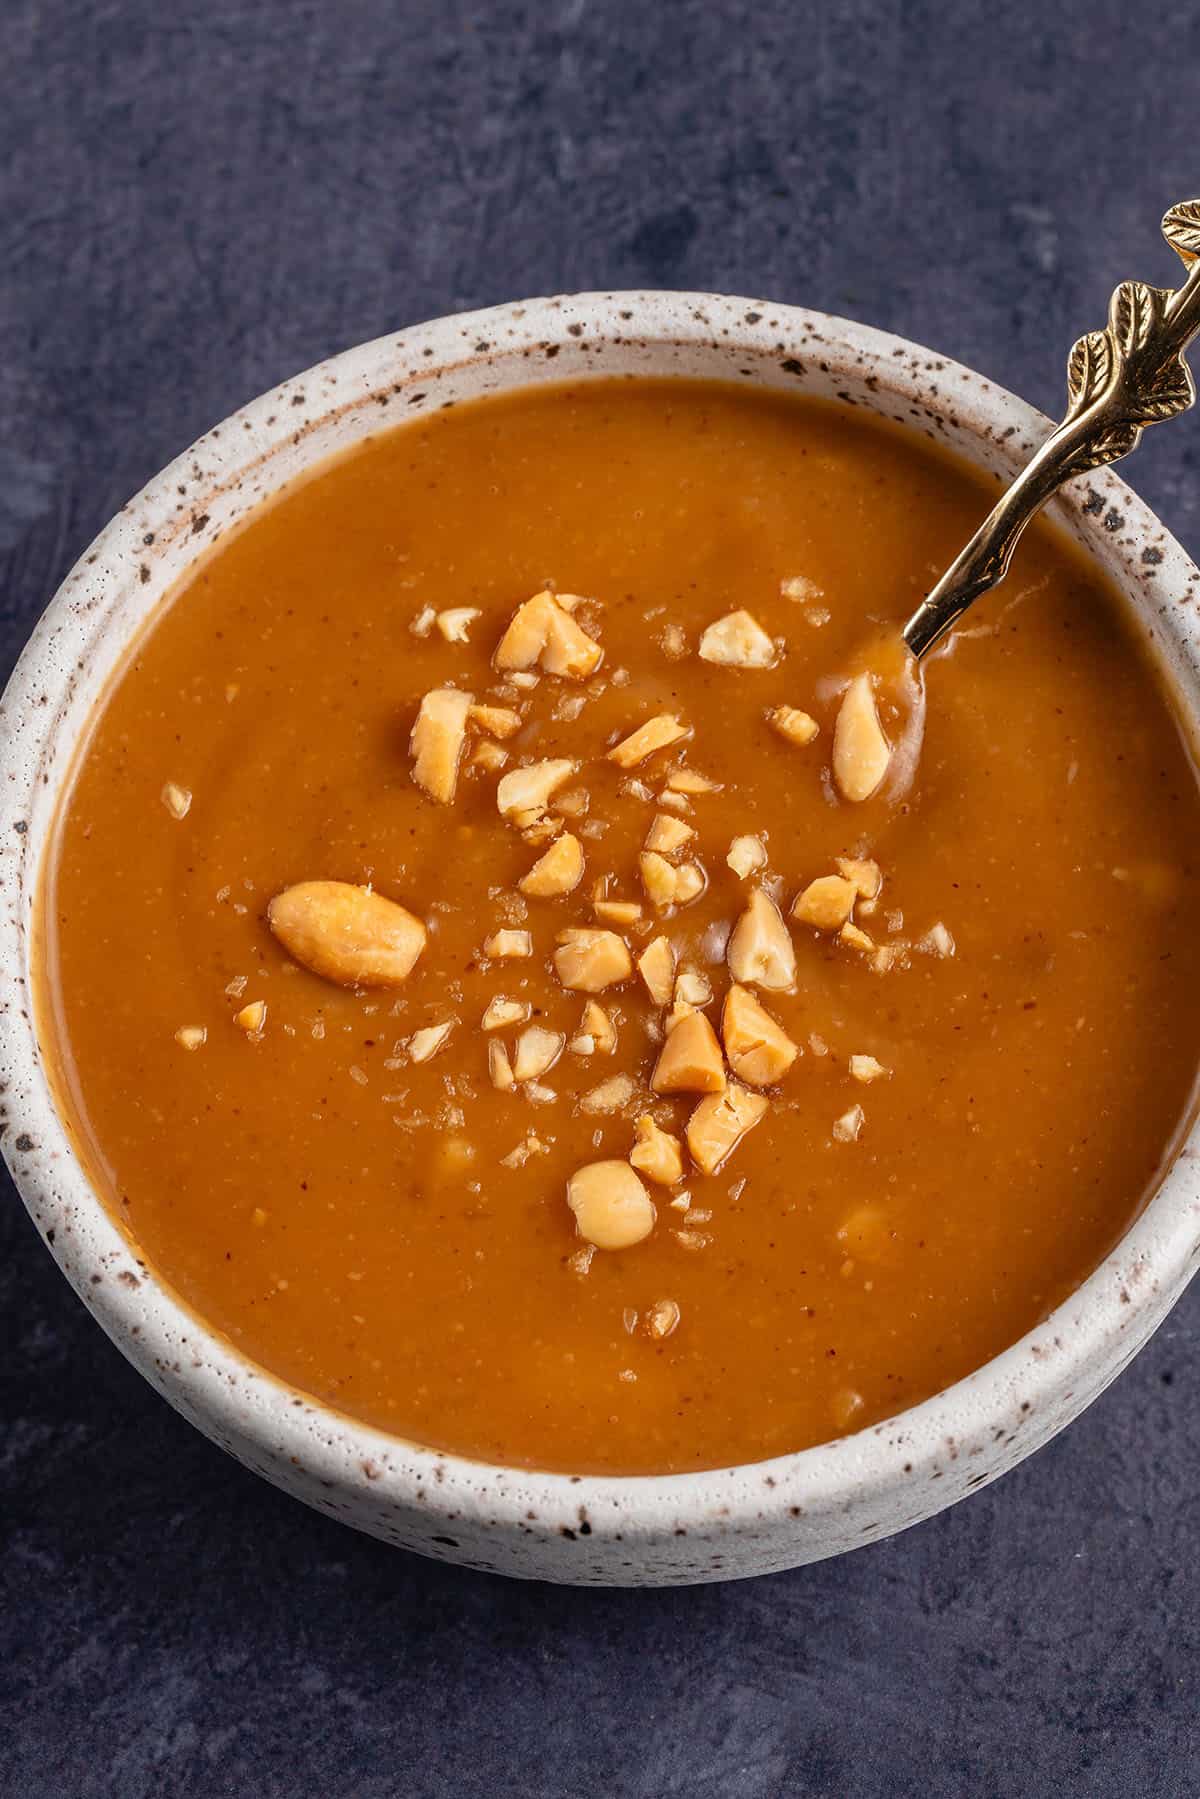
[902,202,1200,660]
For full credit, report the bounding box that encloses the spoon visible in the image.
[902,200,1200,661]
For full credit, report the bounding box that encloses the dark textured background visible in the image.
[3,3,1200,1794]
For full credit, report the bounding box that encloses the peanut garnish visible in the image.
[849,1054,889,1083]
[410,686,473,804]
[639,851,678,910]
[630,1115,684,1187]
[650,1009,726,1094]
[919,921,956,958]
[721,984,799,1086]
[436,607,481,643]
[410,605,436,637]
[268,882,427,988]
[832,673,890,802]
[489,1041,515,1090]
[836,856,882,901]
[472,739,508,773]
[686,1083,768,1175]
[792,874,857,931]
[726,835,766,879]
[727,888,796,991]
[483,928,533,959]
[781,575,820,602]
[639,852,707,911]
[644,813,695,856]
[481,996,530,1030]
[496,758,577,821]
[161,781,192,820]
[769,705,819,747]
[698,609,777,668]
[235,1000,267,1037]
[579,1074,635,1114]
[832,1103,865,1142]
[494,591,602,679]
[512,1025,565,1083]
[665,767,720,794]
[576,999,616,1054]
[594,899,642,926]
[553,929,633,992]
[643,1296,681,1340]
[519,832,584,898]
[542,603,604,679]
[469,703,521,738]
[608,714,689,769]
[408,1021,454,1063]
[637,935,676,1006]
[567,1161,655,1250]
[174,1025,206,1051]
[840,920,875,954]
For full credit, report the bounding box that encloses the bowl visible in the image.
[4,293,1200,1587]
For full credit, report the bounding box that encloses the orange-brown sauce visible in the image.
[37,379,1200,1473]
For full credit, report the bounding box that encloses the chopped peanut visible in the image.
[235,1000,267,1037]
[161,781,192,820]
[174,1025,206,1051]
[512,1025,565,1083]
[494,591,602,679]
[673,863,706,905]
[488,1041,515,1090]
[567,1161,655,1250]
[919,921,956,958]
[469,703,521,738]
[482,996,530,1031]
[630,1115,684,1187]
[674,966,712,1009]
[645,813,695,856]
[483,928,533,959]
[520,832,584,898]
[726,835,766,879]
[698,609,777,668]
[832,674,891,802]
[722,984,799,1086]
[727,888,796,991]
[609,714,690,769]
[408,1021,454,1063]
[436,607,481,643]
[472,739,508,773]
[637,936,676,1006]
[268,882,427,988]
[639,851,678,910]
[542,604,604,679]
[840,921,875,954]
[410,687,473,804]
[792,874,857,931]
[644,1297,681,1340]
[770,705,819,747]
[579,1074,635,1114]
[579,999,615,1054]
[639,852,706,911]
[849,1054,889,1083]
[594,899,643,926]
[651,1009,726,1094]
[493,591,557,669]
[520,816,563,847]
[665,767,720,794]
[686,1083,768,1175]
[781,575,821,602]
[832,1103,865,1142]
[836,856,882,901]
[554,929,633,992]
[496,758,577,821]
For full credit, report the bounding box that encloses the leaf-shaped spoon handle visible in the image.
[902,202,1200,660]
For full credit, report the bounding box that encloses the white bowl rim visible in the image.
[4,288,1200,1557]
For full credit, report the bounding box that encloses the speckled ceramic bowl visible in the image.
[4,294,1200,1586]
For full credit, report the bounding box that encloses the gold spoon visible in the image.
[902,201,1200,660]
